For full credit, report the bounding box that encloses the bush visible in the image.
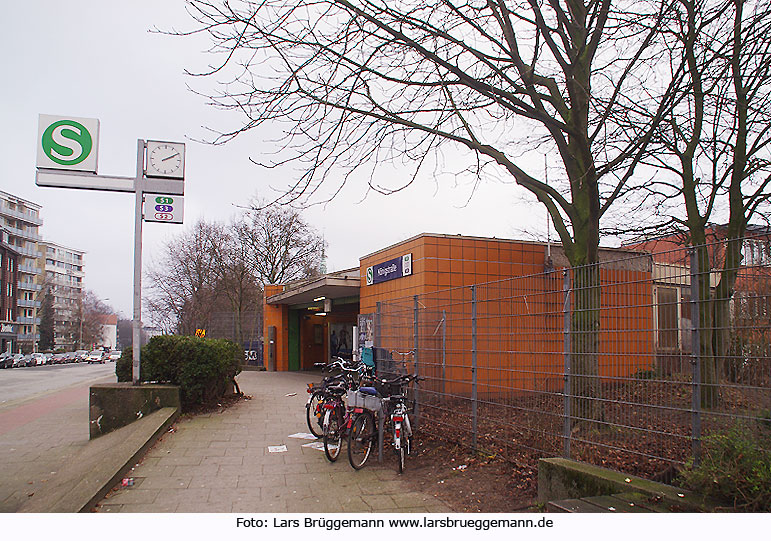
[681,424,771,512]
[116,335,243,411]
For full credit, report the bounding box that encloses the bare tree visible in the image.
[205,220,263,344]
[630,0,771,406]
[68,290,115,349]
[236,205,325,286]
[145,209,324,338]
[145,220,222,335]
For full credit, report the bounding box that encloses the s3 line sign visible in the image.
[37,114,99,173]
[366,253,412,285]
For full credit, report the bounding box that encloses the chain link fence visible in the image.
[371,238,771,479]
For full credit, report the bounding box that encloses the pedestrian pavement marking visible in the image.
[267,445,288,453]
[288,432,317,440]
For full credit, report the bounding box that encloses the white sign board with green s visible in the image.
[36,114,99,173]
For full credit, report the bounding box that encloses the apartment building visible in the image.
[0,191,43,352]
[0,227,20,353]
[40,241,85,351]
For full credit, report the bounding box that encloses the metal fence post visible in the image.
[690,248,702,465]
[442,309,447,402]
[413,295,420,426]
[563,270,572,458]
[376,301,384,463]
[471,285,478,451]
[375,302,381,349]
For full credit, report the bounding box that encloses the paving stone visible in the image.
[236,473,287,488]
[189,475,239,489]
[135,476,192,490]
[177,501,233,513]
[232,499,287,513]
[209,487,261,503]
[105,502,179,513]
[156,487,211,503]
[361,493,398,510]
[102,488,161,505]
[172,464,221,477]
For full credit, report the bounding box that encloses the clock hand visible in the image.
[162,152,180,162]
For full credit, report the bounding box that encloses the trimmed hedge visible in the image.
[116,335,243,411]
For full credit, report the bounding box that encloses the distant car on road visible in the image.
[10,354,25,368]
[106,350,122,362]
[86,350,105,364]
[0,352,14,369]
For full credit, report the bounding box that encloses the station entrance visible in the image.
[264,269,360,371]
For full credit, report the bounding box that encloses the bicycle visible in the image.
[306,358,373,438]
[321,382,355,462]
[347,373,423,473]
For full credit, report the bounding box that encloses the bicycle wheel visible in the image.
[306,391,324,438]
[348,411,375,470]
[397,433,406,474]
[323,407,343,462]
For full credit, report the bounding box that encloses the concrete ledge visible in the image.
[538,458,711,512]
[19,407,178,513]
[90,383,180,439]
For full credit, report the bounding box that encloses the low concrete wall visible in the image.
[538,458,710,512]
[89,383,180,439]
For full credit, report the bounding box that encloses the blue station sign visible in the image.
[366,253,412,285]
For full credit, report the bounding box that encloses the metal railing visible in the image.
[372,238,771,479]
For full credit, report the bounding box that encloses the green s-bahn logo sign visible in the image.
[41,120,93,165]
[37,115,100,172]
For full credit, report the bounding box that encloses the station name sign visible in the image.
[366,253,412,285]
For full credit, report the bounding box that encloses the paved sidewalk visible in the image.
[97,371,452,513]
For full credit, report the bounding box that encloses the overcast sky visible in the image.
[0,1,547,318]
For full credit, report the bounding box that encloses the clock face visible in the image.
[146,141,185,178]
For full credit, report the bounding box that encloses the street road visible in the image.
[0,362,115,511]
[0,362,116,409]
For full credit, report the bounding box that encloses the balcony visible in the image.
[19,265,42,275]
[18,281,42,291]
[14,246,42,258]
[0,203,43,226]
[17,333,40,342]
[17,317,41,325]
[4,224,41,242]
[17,299,41,308]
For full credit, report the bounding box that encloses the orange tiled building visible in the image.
[263,234,655,393]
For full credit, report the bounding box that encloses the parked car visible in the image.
[0,352,14,369]
[31,353,47,366]
[50,353,68,364]
[10,354,25,368]
[62,352,78,363]
[20,354,35,367]
[74,350,89,362]
[106,350,122,362]
[86,350,105,364]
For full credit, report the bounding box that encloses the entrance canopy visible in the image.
[265,269,360,306]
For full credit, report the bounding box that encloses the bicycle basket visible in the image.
[347,390,382,413]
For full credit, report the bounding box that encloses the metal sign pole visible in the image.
[132,139,144,385]
[34,117,184,384]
